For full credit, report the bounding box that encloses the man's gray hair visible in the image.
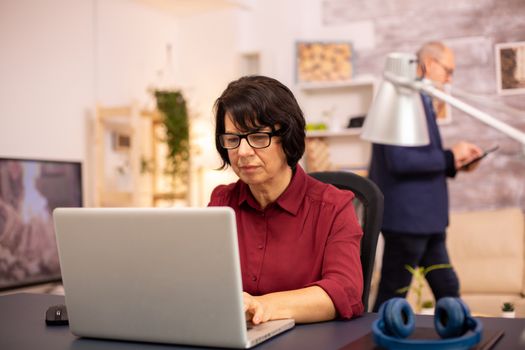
[417,41,448,62]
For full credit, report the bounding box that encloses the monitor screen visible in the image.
[0,157,82,290]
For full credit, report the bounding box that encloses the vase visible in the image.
[501,311,515,318]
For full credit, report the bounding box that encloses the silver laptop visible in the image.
[53,207,294,348]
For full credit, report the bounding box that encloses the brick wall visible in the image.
[322,0,525,211]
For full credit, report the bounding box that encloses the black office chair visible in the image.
[309,171,384,312]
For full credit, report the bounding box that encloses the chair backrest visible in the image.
[309,171,384,311]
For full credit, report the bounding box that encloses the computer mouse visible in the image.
[45,304,69,326]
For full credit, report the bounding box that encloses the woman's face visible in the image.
[224,114,290,187]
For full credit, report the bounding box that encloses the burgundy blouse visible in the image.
[208,165,364,319]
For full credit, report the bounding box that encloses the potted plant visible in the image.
[396,263,452,313]
[501,302,515,318]
[421,300,435,315]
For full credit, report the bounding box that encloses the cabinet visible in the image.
[92,104,143,207]
[296,76,376,174]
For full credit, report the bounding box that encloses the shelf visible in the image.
[297,75,376,91]
[300,75,374,173]
[306,128,363,138]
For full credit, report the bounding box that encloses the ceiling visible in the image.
[136,0,252,18]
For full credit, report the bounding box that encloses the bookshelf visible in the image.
[297,75,377,173]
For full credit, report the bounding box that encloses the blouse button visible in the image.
[258,244,264,250]
[252,276,257,282]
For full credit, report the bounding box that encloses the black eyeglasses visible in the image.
[432,58,454,76]
[219,129,283,149]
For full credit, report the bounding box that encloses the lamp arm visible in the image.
[418,83,525,146]
[382,70,525,147]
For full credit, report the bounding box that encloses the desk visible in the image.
[1,293,524,350]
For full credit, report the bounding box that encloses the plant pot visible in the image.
[501,311,515,318]
[420,307,434,315]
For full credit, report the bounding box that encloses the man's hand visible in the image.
[451,141,483,172]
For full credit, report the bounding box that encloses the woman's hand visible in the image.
[242,286,336,324]
[243,292,272,324]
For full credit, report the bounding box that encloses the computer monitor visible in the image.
[0,157,83,291]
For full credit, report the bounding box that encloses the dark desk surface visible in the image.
[1,293,524,350]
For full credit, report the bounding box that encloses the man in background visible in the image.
[370,41,483,311]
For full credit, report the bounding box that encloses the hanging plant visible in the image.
[154,90,190,184]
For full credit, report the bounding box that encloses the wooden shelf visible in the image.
[153,192,187,201]
[93,104,142,207]
[297,75,376,91]
[299,75,375,173]
[306,128,363,138]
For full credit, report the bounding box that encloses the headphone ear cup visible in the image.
[381,298,415,339]
[435,297,470,338]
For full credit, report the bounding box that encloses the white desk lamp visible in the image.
[361,52,525,149]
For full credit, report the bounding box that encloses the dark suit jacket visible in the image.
[368,94,456,234]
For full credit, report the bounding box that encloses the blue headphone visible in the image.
[372,297,483,350]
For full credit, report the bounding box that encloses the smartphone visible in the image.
[460,145,499,170]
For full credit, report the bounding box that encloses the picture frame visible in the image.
[111,131,132,152]
[295,41,353,83]
[495,41,525,95]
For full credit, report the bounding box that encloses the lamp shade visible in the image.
[361,53,430,146]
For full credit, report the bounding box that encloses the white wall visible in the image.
[172,9,241,205]
[242,0,375,91]
[0,0,94,161]
[0,0,377,206]
[95,0,178,107]
[0,0,212,205]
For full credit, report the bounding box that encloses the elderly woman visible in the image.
[208,75,363,324]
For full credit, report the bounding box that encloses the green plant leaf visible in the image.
[154,89,190,185]
[397,263,453,312]
[502,302,515,311]
[423,263,452,276]
[395,286,410,294]
[422,300,434,308]
[404,264,417,275]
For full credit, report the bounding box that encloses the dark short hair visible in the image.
[214,75,306,169]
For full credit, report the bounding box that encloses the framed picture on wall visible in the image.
[111,131,132,152]
[295,41,353,83]
[495,41,525,95]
